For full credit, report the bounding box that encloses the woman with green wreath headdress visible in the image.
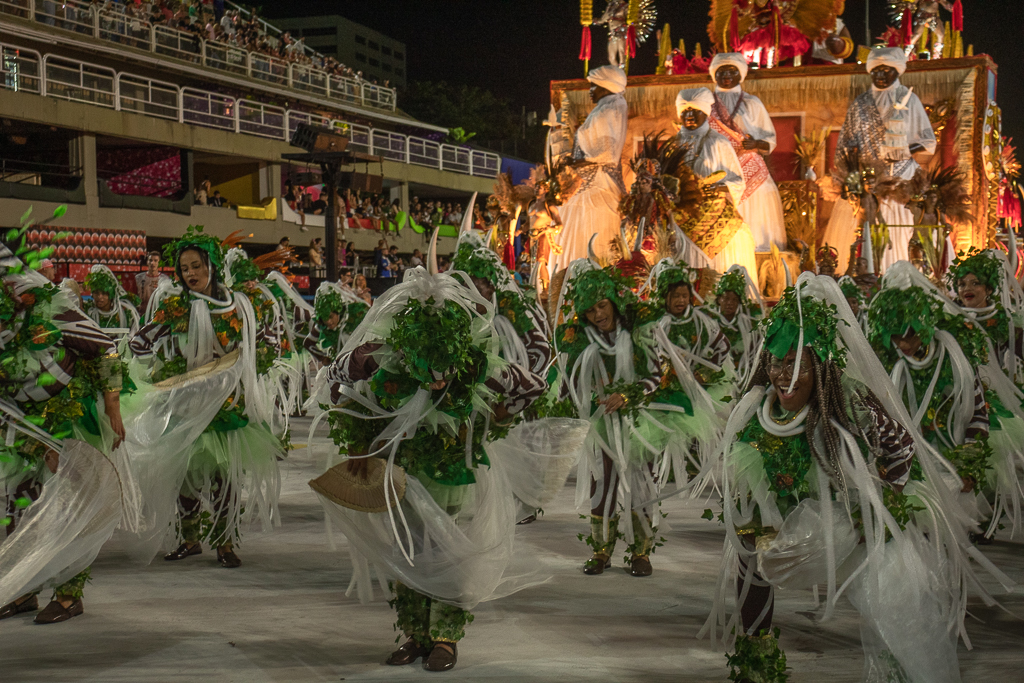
[703,264,764,390]
[948,247,1024,386]
[702,271,999,683]
[125,225,283,570]
[308,229,549,672]
[640,255,733,401]
[554,246,710,578]
[0,227,129,625]
[83,264,141,341]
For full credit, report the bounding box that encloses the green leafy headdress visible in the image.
[650,260,695,304]
[162,224,226,279]
[561,260,638,323]
[715,268,749,305]
[837,275,866,307]
[314,281,348,323]
[762,281,848,368]
[867,262,986,359]
[946,248,1002,296]
[1,205,70,318]
[386,297,474,384]
[224,247,262,288]
[449,233,511,288]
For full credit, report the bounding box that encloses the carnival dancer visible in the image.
[947,249,1024,538]
[310,231,547,672]
[555,253,711,578]
[448,229,572,525]
[866,262,994,531]
[0,242,128,624]
[708,53,787,252]
[826,47,937,272]
[83,264,141,344]
[304,280,369,365]
[126,226,283,569]
[837,274,869,334]
[674,88,758,279]
[550,65,628,273]
[702,272,1003,683]
[704,265,764,391]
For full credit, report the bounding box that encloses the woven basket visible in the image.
[153,349,241,390]
[309,458,407,513]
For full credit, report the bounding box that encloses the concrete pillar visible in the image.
[69,133,98,213]
[390,181,409,212]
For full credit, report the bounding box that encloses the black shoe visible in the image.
[386,639,431,666]
[217,546,241,568]
[0,594,38,620]
[583,554,611,575]
[164,543,202,561]
[629,554,653,577]
[34,598,83,624]
[423,642,457,672]
[516,514,537,525]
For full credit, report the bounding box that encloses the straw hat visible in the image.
[309,457,406,513]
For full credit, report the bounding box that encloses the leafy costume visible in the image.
[313,263,546,653]
[304,281,369,365]
[126,226,282,553]
[82,264,141,338]
[703,265,764,393]
[557,259,701,569]
[704,273,997,683]
[0,237,127,612]
[866,263,997,531]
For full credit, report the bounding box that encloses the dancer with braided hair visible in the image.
[703,272,994,683]
[704,265,764,392]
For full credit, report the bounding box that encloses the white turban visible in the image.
[865,47,907,75]
[709,52,749,83]
[675,87,715,117]
[587,65,627,94]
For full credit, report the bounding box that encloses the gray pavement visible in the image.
[2,417,1022,682]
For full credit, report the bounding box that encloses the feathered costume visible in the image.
[702,272,1012,683]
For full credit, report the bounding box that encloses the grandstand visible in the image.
[0,1,496,265]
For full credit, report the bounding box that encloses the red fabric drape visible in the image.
[579,26,592,61]
[952,0,964,32]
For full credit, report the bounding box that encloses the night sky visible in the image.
[265,1,1023,142]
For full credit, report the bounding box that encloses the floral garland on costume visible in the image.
[946,247,1003,294]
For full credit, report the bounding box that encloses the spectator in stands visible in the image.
[449,204,463,226]
[372,239,387,271]
[515,263,530,287]
[136,250,170,311]
[353,273,372,304]
[388,246,403,277]
[309,237,325,279]
[344,241,357,267]
[309,192,327,215]
[409,249,423,269]
[209,190,226,207]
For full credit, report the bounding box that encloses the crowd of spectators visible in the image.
[193,177,229,207]
[29,0,390,88]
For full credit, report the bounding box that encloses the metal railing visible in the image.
[0,0,399,111]
[116,73,178,121]
[0,43,501,178]
[43,54,115,108]
[0,43,41,94]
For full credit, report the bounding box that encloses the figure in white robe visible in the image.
[708,53,788,252]
[675,88,758,279]
[550,65,629,274]
[822,47,937,273]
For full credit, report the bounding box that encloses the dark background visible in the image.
[265,1,1023,149]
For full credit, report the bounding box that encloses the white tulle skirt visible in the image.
[550,172,623,273]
